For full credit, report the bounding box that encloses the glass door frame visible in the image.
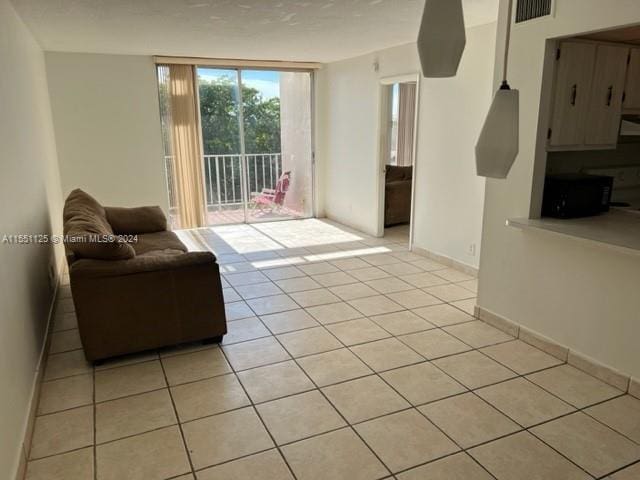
[195,65,316,226]
[235,68,250,225]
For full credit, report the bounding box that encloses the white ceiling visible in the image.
[10,0,498,63]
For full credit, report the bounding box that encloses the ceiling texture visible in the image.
[10,0,498,63]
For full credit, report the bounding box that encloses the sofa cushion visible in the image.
[63,189,110,230]
[63,189,136,260]
[105,206,167,235]
[132,231,188,256]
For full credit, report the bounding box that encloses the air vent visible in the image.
[515,0,552,23]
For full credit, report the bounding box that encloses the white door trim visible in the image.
[376,73,422,249]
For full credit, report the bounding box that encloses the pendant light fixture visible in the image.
[475,0,519,179]
[417,0,466,78]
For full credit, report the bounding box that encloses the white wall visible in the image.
[280,72,313,217]
[0,0,64,477]
[412,24,496,268]
[479,0,640,378]
[316,53,381,234]
[317,23,496,268]
[45,52,169,211]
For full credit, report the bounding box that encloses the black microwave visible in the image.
[542,173,613,219]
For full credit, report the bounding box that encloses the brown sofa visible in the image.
[63,189,226,362]
[384,165,413,227]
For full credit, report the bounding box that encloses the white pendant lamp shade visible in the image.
[476,0,519,179]
[476,82,520,178]
[417,0,466,78]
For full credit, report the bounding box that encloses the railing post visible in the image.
[231,156,236,204]
[222,158,228,207]
[253,155,258,194]
[206,156,213,208]
[215,156,222,211]
[269,156,273,189]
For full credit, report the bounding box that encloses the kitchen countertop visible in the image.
[507,209,640,256]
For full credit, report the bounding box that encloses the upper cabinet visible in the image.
[548,42,596,148]
[548,41,632,151]
[584,45,629,147]
[623,48,640,112]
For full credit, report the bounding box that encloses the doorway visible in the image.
[159,66,314,227]
[377,75,420,246]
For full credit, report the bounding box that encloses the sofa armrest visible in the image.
[70,251,216,279]
[104,206,167,234]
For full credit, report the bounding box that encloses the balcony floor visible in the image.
[206,206,306,225]
[169,205,308,228]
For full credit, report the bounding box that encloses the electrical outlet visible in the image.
[467,243,476,256]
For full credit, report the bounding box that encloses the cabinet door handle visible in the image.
[570,84,577,106]
[606,86,613,106]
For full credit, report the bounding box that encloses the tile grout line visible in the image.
[224,266,628,450]
[256,316,395,479]
[37,327,617,418]
[42,337,474,399]
[425,341,640,466]
[43,346,628,476]
[213,341,300,480]
[157,353,197,478]
[525,427,601,479]
[435,351,634,478]
[601,459,640,479]
[251,287,500,478]
[40,326,620,416]
[311,310,488,477]
[228,276,636,478]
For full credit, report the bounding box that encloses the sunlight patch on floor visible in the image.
[253,219,363,248]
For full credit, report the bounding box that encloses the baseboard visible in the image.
[323,214,378,238]
[411,246,479,277]
[567,350,630,392]
[474,306,519,338]
[474,305,637,399]
[13,259,65,480]
[630,378,640,398]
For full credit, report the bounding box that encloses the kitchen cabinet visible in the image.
[584,45,629,147]
[623,48,640,112]
[549,42,596,148]
[548,41,629,150]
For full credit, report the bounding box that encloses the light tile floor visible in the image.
[30,219,640,480]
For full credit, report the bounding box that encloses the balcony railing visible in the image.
[164,153,282,210]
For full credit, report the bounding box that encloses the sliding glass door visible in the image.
[197,68,244,225]
[240,70,313,224]
[160,65,314,227]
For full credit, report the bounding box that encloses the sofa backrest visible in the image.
[386,165,413,183]
[63,189,136,261]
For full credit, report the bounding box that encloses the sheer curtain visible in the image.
[158,64,206,229]
[396,82,417,167]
